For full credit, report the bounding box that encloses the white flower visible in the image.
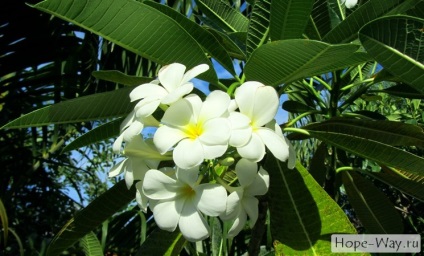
[129,63,209,118]
[143,167,227,242]
[343,0,357,9]
[154,90,231,169]
[109,136,171,211]
[221,159,269,238]
[232,81,289,162]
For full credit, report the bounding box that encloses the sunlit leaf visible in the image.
[46,180,136,256]
[33,0,217,83]
[79,232,103,256]
[266,159,356,254]
[246,0,271,58]
[136,229,185,256]
[92,70,153,86]
[359,16,424,92]
[269,0,314,41]
[342,171,404,234]
[1,87,134,129]
[245,39,370,86]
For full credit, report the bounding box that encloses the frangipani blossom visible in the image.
[343,0,357,9]
[143,167,227,242]
[233,81,289,162]
[154,91,231,169]
[109,136,171,211]
[130,63,209,118]
[221,159,269,238]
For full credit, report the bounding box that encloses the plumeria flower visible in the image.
[220,159,269,238]
[142,166,227,242]
[109,136,171,211]
[154,90,231,169]
[232,81,289,162]
[271,120,296,169]
[343,0,357,9]
[129,63,209,118]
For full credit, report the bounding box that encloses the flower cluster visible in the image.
[110,63,294,241]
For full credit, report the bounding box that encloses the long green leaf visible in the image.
[245,39,370,86]
[0,198,8,246]
[342,171,403,234]
[46,180,136,256]
[79,232,103,256]
[33,0,217,83]
[1,87,135,129]
[359,16,424,92]
[322,0,405,43]
[195,0,249,32]
[246,0,271,58]
[376,84,424,99]
[136,229,185,256]
[92,70,153,86]
[266,159,357,255]
[62,118,122,152]
[304,0,332,40]
[269,0,314,41]
[143,1,236,76]
[205,28,246,60]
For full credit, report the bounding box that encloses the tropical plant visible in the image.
[1,0,424,255]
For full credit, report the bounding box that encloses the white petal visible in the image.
[119,110,136,131]
[161,98,194,127]
[184,94,202,122]
[109,158,127,177]
[134,98,161,118]
[227,209,247,238]
[153,125,186,154]
[173,139,204,169]
[228,112,252,147]
[235,159,258,188]
[242,196,259,228]
[150,199,183,232]
[199,118,231,145]
[345,0,357,8]
[194,184,227,216]
[130,83,167,102]
[237,133,265,162]
[256,127,289,162]
[176,166,199,185]
[235,81,263,117]
[129,158,149,181]
[122,121,144,142]
[112,133,124,153]
[180,64,209,85]
[202,144,228,160]
[135,181,148,212]
[159,63,186,92]
[142,169,179,200]
[199,90,230,121]
[124,136,166,161]
[161,82,193,105]
[251,86,279,127]
[286,137,296,169]
[124,168,134,189]
[179,201,210,242]
[220,190,242,220]
[245,168,269,196]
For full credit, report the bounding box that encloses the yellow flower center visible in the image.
[184,123,204,140]
[180,184,195,199]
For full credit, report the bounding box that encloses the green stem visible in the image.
[312,76,332,91]
[283,127,310,136]
[340,78,374,91]
[286,110,321,127]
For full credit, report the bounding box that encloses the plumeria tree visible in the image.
[1,0,424,255]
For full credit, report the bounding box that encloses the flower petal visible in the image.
[112,133,124,153]
[199,90,230,121]
[251,86,279,127]
[242,196,259,228]
[202,144,228,160]
[286,137,296,169]
[235,81,263,117]
[235,159,258,187]
[150,198,183,232]
[153,125,186,154]
[143,169,179,200]
[122,121,144,142]
[161,82,193,104]
[130,83,167,102]
[135,98,161,117]
[173,139,205,169]
[199,118,231,145]
[194,184,227,216]
[179,201,210,242]
[228,112,252,147]
[180,64,209,85]
[161,98,194,127]
[227,209,247,238]
[108,158,127,177]
[220,189,242,220]
[135,181,148,212]
[176,166,199,185]
[237,133,265,162]
[256,127,289,162]
[159,63,186,92]
[245,167,269,196]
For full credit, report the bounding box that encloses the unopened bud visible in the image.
[219,157,235,166]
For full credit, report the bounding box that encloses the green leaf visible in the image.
[1,87,134,129]
[342,171,404,234]
[62,118,122,152]
[266,159,357,254]
[246,0,271,58]
[33,0,217,83]
[302,121,424,176]
[46,180,136,256]
[323,0,406,43]
[195,0,249,32]
[0,198,8,246]
[245,39,370,86]
[143,1,236,76]
[282,100,315,113]
[269,0,314,41]
[304,0,332,40]
[359,16,424,92]
[308,142,328,186]
[205,28,246,60]
[92,70,153,86]
[136,229,185,256]
[377,84,424,99]
[79,232,103,256]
